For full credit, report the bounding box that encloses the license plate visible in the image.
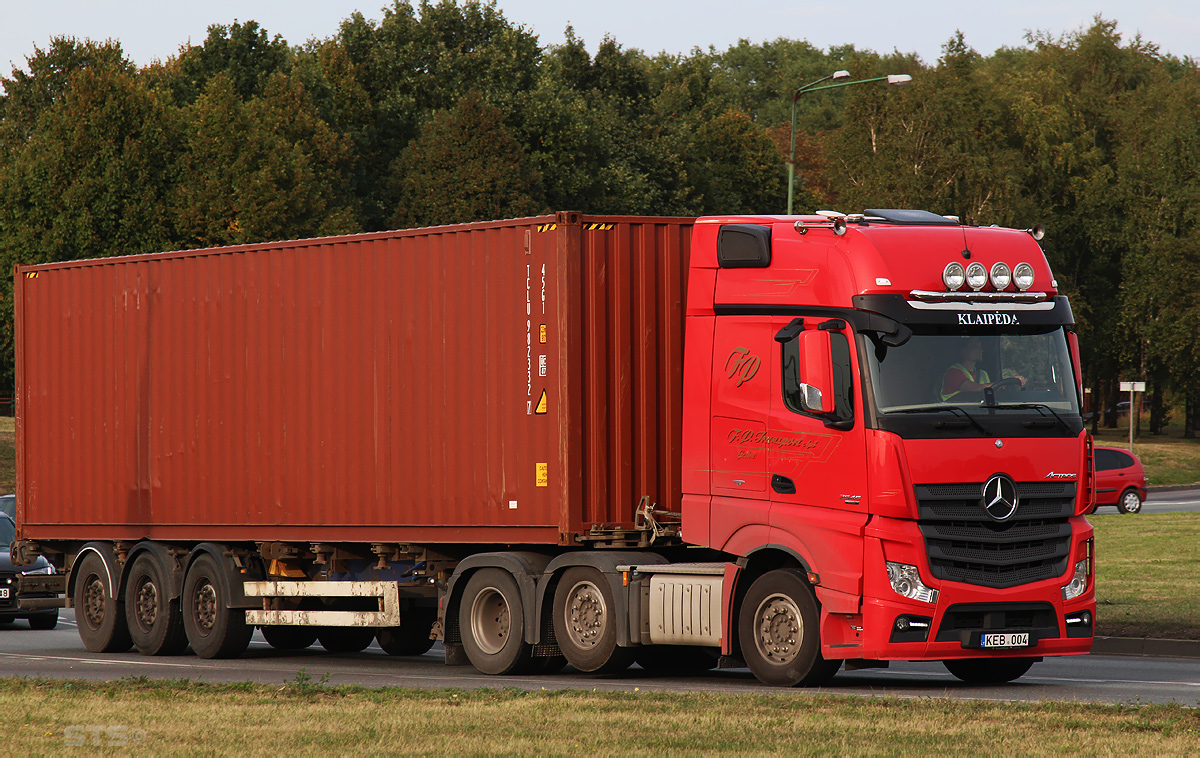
[0,588,8,599]
[981,632,1029,648]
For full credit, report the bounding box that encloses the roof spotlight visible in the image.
[1013,262,1035,291]
[943,262,965,291]
[990,262,1012,290]
[965,262,987,291]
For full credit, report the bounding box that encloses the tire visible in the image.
[529,654,568,674]
[1117,488,1143,514]
[738,569,841,687]
[72,552,133,653]
[458,568,532,675]
[552,567,634,674]
[124,553,189,655]
[635,645,719,674]
[317,626,376,653]
[182,553,253,659]
[377,606,437,656]
[944,657,1036,684]
[28,611,59,631]
[261,625,318,651]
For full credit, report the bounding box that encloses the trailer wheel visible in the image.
[124,554,189,655]
[261,625,318,651]
[943,657,1036,684]
[72,553,133,653]
[738,569,840,687]
[317,627,376,653]
[182,553,253,659]
[377,607,437,656]
[459,568,532,675]
[1117,488,1143,514]
[553,567,634,674]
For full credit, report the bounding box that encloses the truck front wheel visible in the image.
[72,553,132,653]
[738,569,841,687]
[943,657,1035,684]
[182,554,253,659]
[459,568,532,674]
[552,567,634,674]
[124,554,188,655]
[377,606,437,656]
[261,625,318,650]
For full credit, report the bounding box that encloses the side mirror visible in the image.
[798,329,834,414]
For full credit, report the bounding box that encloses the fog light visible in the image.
[1013,262,1035,291]
[965,262,987,291]
[943,262,965,291]
[989,262,1012,290]
[886,562,939,604]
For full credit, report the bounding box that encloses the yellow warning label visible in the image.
[539,324,547,344]
[534,389,548,415]
[536,463,548,487]
[24,272,38,279]
[537,223,558,233]
[583,223,615,231]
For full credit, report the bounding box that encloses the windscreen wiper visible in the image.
[887,405,991,436]
[991,403,1074,434]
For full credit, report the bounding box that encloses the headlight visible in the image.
[942,262,965,291]
[1013,262,1035,291]
[989,262,1012,290]
[1062,542,1092,601]
[965,262,987,291]
[20,565,54,576]
[886,562,939,604]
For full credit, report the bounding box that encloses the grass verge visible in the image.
[1093,513,1200,639]
[2,677,1197,754]
[1091,421,1200,486]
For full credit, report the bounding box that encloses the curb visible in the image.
[1146,484,1199,493]
[1090,636,1200,659]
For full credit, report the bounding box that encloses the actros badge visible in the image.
[981,473,1019,522]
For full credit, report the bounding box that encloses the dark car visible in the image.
[1,511,59,629]
[0,494,12,519]
[1093,446,1148,514]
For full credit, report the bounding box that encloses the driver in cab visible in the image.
[940,336,1022,401]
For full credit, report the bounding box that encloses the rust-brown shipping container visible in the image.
[15,213,692,546]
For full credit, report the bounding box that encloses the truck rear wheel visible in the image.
[317,627,376,653]
[377,607,437,656]
[459,568,532,674]
[124,554,189,655]
[553,567,634,674]
[738,569,840,687]
[261,625,318,650]
[943,657,1036,684]
[72,553,133,653]
[182,553,253,659]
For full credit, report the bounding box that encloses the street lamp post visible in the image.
[787,72,913,215]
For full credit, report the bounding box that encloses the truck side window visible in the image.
[781,331,854,424]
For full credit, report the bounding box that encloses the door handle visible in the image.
[772,475,796,495]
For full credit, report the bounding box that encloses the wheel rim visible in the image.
[82,574,106,631]
[469,587,510,655]
[754,593,804,666]
[133,577,159,632]
[193,580,218,634]
[1122,492,1141,512]
[563,580,607,651]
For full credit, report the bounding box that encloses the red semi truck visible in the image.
[11,209,1095,686]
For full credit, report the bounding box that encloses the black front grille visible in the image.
[916,481,1075,589]
[935,602,1060,645]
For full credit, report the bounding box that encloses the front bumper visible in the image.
[822,517,1096,661]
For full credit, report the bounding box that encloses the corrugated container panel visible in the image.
[15,214,691,545]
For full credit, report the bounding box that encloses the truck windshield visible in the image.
[865,327,1081,417]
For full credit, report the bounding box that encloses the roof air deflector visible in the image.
[863,209,960,226]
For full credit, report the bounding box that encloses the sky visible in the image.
[2,1,1198,74]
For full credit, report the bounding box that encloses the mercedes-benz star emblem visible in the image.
[981,474,1019,522]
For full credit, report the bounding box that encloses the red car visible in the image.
[1093,446,1148,514]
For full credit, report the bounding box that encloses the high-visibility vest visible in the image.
[941,362,990,401]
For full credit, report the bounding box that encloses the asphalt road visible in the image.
[1092,486,1200,515]
[1,613,1197,706]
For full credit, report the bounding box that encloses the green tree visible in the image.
[153,20,293,104]
[390,90,540,227]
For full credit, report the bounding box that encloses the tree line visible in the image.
[1,1,1197,435]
